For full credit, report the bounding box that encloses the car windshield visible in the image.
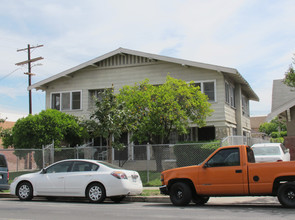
[252,146,280,156]
[98,161,125,170]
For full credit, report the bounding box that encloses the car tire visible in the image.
[86,183,106,203]
[192,195,210,205]
[110,196,126,203]
[16,181,33,201]
[278,182,295,208]
[169,182,192,206]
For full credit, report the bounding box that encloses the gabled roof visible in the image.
[29,47,259,101]
[267,79,295,121]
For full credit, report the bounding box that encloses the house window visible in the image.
[242,95,249,117]
[72,92,81,110]
[51,91,82,111]
[52,93,60,110]
[193,81,216,102]
[225,81,235,108]
[88,89,106,109]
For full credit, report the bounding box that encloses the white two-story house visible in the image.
[29,48,259,144]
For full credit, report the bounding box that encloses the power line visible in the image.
[0,68,23,82]
[16,44,44,115]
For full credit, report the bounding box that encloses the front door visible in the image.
[35,161,73,195]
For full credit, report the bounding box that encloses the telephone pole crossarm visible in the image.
[15,44,44,115]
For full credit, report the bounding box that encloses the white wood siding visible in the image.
[44,56,252,132]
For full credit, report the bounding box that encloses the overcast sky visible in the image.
[0,0,294,121]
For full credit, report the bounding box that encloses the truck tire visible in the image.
[192,195,210,205]
[170,182,192,206]
[278,182,295,208]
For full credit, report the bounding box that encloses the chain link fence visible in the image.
[221,136,270,147]
[0,137,275,183]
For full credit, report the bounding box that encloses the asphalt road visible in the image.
[0,197,294,220]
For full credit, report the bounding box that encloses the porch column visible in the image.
[235,84,243,136]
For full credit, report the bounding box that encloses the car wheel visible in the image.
[169,182,192,206]
[192,195,210,205]
[17,181,33,201]
[278,182,295,208]
[86,183,106,203]
[110,196,126,203]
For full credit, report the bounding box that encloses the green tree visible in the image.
[90,88,128,163]
[118,75,213,171]
[259,117,287,136]
[283,55,295,88]
[2,109,85,149]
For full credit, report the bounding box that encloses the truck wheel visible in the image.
[278,182,295,208]
[170,182,192,206]
[192,195,210,205]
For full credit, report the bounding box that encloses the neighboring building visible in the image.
[0,121,14,149]
[267,79,295,159]
[29,47,259,143]
[250,116,268,139]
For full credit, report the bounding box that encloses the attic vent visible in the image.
[94,54,156,68]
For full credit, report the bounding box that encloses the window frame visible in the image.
[206,148,240,167]
[242,95,249,117]
[225,81,235,108]
[192,80,216,102]
[51,90,82,111]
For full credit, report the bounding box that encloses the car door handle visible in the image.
[235,170,242,173]
[58,177,64,179]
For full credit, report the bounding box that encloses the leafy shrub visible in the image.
[174,141,220,167]
[270,131,287,138]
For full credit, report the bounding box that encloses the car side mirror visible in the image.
[41,168,47,174]
[203,162,210,168]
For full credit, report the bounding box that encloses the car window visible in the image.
[207,148,240,167]
[46,161,73,173]
[71,161,99,172]
[252,146,280,156]
[98,161,125,170]
[0,155,7,168]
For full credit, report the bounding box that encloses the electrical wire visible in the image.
[0,68,23,82]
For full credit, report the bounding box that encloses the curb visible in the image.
[0,193,170,203]
[0,193,280,205]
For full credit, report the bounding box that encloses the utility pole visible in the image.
[16,44,43,114]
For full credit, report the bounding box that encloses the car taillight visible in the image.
[7,170,9,181]
[111,171,127,179]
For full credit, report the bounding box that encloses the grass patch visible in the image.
[140,189,162,196]
[138,171,161,186]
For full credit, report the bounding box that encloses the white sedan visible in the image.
[251,143,291,163]
[10,159,143,203]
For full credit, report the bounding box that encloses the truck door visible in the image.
[197,147,247,195]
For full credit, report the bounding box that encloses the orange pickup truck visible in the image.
[160,145,295,207]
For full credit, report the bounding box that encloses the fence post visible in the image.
[42,145,45,168]
[146,143,151,183]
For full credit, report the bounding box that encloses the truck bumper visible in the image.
[159,185,169,195]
